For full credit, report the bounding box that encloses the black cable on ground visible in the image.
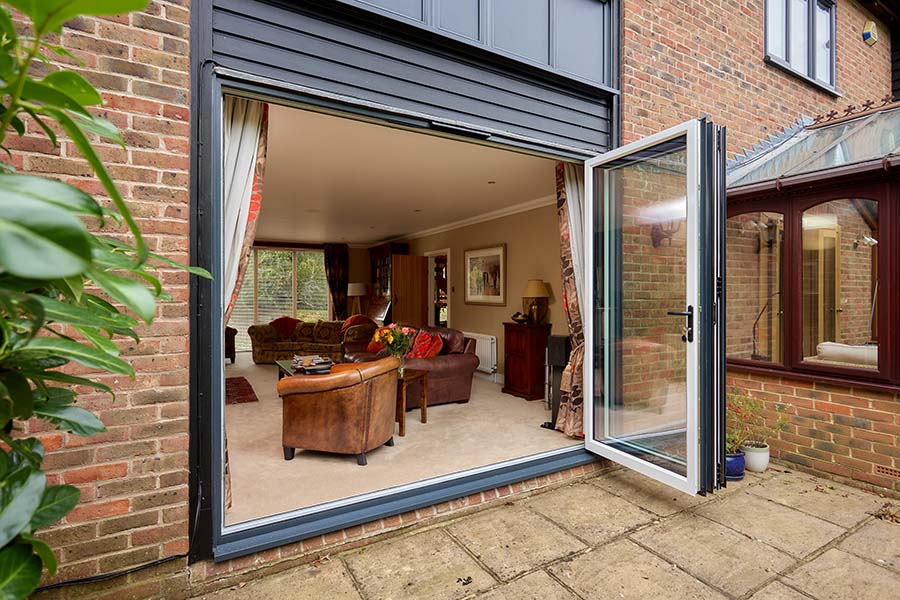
[33,481,203,594]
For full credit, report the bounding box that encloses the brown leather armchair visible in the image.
[277,357,400,466]
[345,326,479,408]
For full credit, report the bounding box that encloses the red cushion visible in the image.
[423,334,443,358]
[270,316,300,338]
[366,329,386,354]
[406,331,442,359]
[341,314,376,335]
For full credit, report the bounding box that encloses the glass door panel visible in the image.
[584,120,724,495]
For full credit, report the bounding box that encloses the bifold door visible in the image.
[584,119,726,495]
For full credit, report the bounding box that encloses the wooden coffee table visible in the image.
[396,369,428,437]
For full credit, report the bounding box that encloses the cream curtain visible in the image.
[222,97,266,318]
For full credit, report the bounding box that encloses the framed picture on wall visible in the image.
[464,244,506,306]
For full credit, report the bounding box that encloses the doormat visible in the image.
[225,376,259,405]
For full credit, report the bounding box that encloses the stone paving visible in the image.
[197,468,900,600]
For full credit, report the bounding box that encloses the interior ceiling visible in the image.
[257,104,557,245]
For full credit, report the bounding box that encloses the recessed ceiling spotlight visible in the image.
[414,209,422,213]
[487,180,496,185]
[369,225,376,229]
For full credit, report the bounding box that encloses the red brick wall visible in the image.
[622,0,894,153]
[727,369,900,494]
[9,1,193,595]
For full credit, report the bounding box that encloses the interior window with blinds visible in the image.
[228,248,330,351]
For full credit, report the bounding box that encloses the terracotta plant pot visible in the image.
[741,442,770,472]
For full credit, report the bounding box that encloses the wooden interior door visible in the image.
[391,255,428,327]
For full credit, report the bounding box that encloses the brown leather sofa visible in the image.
[345,326,479,409]
[277,357,400,466]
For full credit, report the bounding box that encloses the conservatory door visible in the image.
[584,119,726,495]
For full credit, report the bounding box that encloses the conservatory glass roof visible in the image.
[727,104,900,189]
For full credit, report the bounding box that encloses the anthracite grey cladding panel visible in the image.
[360,0,423,20]
[437,0,479,41]
[493,0,550,64]
[211,0,614,151]
[337,0,615,89]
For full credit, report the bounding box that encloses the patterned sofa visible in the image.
[247,319,376,364]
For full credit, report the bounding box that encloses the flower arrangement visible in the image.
[726,386,790,454]
[372,324,416,372]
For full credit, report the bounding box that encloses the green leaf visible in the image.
[0,174,103,218]
[21,107,57,147]
[55,275,84,302]
[0,471,45,548]
[0,196,93,279]
[18,534,56,576]
[69,111,122,147]
[8,116,23,137]
[22,370,112,395]
[87,269,156,324]
[32,295,138,331]
[103,237,213,279]
[6,0,150,34]
[0,8,16,47]
[28,485,79,533]
[0,544,41,600]
[43,108,147,264]
[33,403,105,436]
[0,373,32,420]
[14,337,134,376]
[74,326,119,356]
[20,79,89,115]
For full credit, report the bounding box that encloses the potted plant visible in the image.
[726,387,790,478]
[372,324,416,374]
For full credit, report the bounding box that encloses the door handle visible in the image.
[667,305,694,343]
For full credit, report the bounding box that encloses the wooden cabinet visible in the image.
[502,322,551,400]
[369,243,427,327]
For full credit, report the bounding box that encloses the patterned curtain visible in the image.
[224,101,269,324]
[324,243,350,320]
[555,162,586,438]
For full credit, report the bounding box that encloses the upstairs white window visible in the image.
[766,0,836,90]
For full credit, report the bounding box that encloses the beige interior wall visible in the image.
[406,204,566,371]
[348,247,371,284]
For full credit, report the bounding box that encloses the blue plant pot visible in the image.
[725,452,745,481]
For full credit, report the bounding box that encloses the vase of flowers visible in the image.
[726,386,790,478]
[372,324,416,374]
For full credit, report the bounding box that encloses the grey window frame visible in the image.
[764,0,838,96]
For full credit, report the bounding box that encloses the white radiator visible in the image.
[462,331,497,375]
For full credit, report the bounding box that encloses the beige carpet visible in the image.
[224,353,576,525]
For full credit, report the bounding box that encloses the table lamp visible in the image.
[522,279,549,324]
[347,282,368,315]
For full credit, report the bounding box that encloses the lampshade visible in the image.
[347,282,368,297]
[522,279,549,298]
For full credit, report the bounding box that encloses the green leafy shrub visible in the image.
[725,386,790,454]
[0,2,209,597]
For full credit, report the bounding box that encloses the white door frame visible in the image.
[424,248,451,327]
[583,120,702,495]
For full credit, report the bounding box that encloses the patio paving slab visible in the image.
[196,559,361,600]
[475,571,576,600]
[589,469,708,516]
[747,581,811,600]
[548,538,726,600]
[446,504,586,581]
[747,471,885,528]
[784,548,900,600]
[696,491,846,558]
[837,518,900,572]
[523,482,655,545]
[631,512,795,597]
[342,529,495,600]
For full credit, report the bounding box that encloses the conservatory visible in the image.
[726,100,900,387]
